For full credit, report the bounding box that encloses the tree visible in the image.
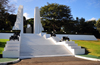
[95,19,100,33]
[78,18,86,33]
[73,17,96,34]
[40,3,72,32]
[0,0,15,30]
[8,14,16,27]
[0,0,15,13]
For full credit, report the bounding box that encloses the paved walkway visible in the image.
[10,56,100,65]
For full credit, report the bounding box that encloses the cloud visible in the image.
[86,0,100,8]
[88,17,96,21]
[23,13,30,20]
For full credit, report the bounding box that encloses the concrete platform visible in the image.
[20,34,73,59]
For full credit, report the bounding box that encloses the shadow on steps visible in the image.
[0,54,2,58]
[81,46,90,55]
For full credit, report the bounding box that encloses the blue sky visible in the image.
[9,0,100,21]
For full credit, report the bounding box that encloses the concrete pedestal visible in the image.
[26,27,32,33]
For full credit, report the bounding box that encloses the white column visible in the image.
[34,7,44,34]
[20,6,23,34]
[12,5,23,34]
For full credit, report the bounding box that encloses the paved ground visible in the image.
[9,56,100,65]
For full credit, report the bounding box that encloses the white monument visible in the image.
[13,5,23,34]
[34,7,44,34]
[12,6,43,34]
[26,24,32,33]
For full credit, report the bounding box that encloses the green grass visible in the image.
[0,58,18,63]
[78,55,100,59]
[74,40,100,57]
[0,39,9,54]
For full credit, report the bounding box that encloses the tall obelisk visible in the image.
[12,5,23,34]
[34,7,44,34]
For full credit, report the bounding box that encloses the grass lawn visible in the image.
[0,58,18,63]
[74,40,100,57]
[0,39,9,54]
[79,55,100,59]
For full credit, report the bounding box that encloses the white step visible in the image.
[3,51,19,58]
[4,47,19,51]
[5,46,19,47]
[20,45,72,53]
[66,41,75,44]
[6,44,19,47]
[20,34,73,58]
[20,45,73,57]
[7,41,20,44]
[71,48,85,55]
[20,54,73,59]
[66,43,78,46]
[4,49,19,51]
[69,46,81,49]
[21,34,55,45]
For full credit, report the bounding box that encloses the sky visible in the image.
[9,0,100,21]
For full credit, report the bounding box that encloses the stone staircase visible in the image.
[48,37,85,55]
[3,33,85,59]
[3,41,20,58]
[20,34,73,59]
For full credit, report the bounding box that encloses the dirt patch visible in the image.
[10,56,100,65]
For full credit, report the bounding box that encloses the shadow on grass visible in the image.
[0,54,2,58]
[0,42,6,48]
[81,46,90,55]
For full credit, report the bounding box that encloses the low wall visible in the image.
[0,33,13,39]
[0,33,97,40]
[56,34,97,40]
[44,33,97,40]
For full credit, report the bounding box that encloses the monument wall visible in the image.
[41,33,97,40]
[0,33,13,39]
